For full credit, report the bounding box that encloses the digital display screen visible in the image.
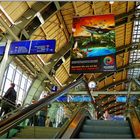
[30,40,56,54]
[9,41,30,55]
[1,40,56,55]
[0,46,5,56]
[116,96,127,103]
[56,95,91,102]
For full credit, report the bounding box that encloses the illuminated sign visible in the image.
[116,96,127,103]
[70,14,116,73]
[0,40,56,55]
[56,95,91,102]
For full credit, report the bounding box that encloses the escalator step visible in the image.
[81,125,132,134]
[78,132,133,139]
[85,119,129,127]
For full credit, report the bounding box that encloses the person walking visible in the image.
[0,83,17,117]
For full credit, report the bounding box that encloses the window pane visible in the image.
[7,66,14,80]
[21,77,26,89]
[3,79,11,94]
[17,88,24,104]
[26,80,31,92]
[14,72,21,85]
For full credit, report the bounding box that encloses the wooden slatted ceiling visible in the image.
[74,2,91,16]
[0,10,11,28]
[30,14,67,63]
[55,58,70,85]
[0,2,30,22]
[26,2,36,8]
[60,3,74,34]
[55,65,69,85]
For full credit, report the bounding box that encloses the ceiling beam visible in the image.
[56,9,70,41]
[100,79,129,90]
[91,91,140,98]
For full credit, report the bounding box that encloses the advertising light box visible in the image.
[70,14,116,73]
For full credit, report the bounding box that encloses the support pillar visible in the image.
[0,40,11,95]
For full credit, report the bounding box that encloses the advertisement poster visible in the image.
[70,14,116,73]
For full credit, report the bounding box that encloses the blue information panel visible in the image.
[116,96,127,103]
[56,95,91,102]
[0,42,6,56]
[30,40,55,54]
[51,85,57,92]
[0,46,5,56]
[1,40,56,55]
[9,41,30,55]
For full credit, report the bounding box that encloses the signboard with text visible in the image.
[56,95,91,102]
[70,14,116,73]
[0,40,56,56]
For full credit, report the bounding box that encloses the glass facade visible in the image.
[0,62,32,105]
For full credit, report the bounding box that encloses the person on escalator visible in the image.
[103,110,111,120]
[0,83,17,117]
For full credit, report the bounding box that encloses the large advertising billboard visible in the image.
[70,14,116,73]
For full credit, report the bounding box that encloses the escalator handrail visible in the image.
[134,108,140,122]
[128,108,140,138]
[54,102,90,138]
[0,78,83,136]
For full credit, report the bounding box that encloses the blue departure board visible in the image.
[30,40,56,54]
[9,41,30,55]
[56,95,91,102]
[1,40,56,55]
[0,46,5,56]
[116,96,127,103]
[0,42,6,56]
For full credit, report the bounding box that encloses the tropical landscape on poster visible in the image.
[71,14,116,59]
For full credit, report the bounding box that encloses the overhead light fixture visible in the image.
[88,81,96,89]
[109,0,114,4]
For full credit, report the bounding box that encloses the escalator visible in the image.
[60,108,140,139]
[1,103,140,139]
[0,78,83,137]
[76,118,133,138]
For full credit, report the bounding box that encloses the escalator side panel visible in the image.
[128,111,140,138]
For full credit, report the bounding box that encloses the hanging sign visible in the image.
[0,40,56,55]
[70,14,116,73]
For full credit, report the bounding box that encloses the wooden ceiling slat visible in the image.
[10,2,28,22]
[0,2,11,9]
[106,76,113,86]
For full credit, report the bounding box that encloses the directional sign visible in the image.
[9,40,30,55]
[0,46,5,56]
[57,95,91,102]
[0,42,6,56]
[30,40,55,54]
[51,85,57,92]
[0,40,56,56]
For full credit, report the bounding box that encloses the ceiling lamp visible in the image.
[109,0,114,4]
